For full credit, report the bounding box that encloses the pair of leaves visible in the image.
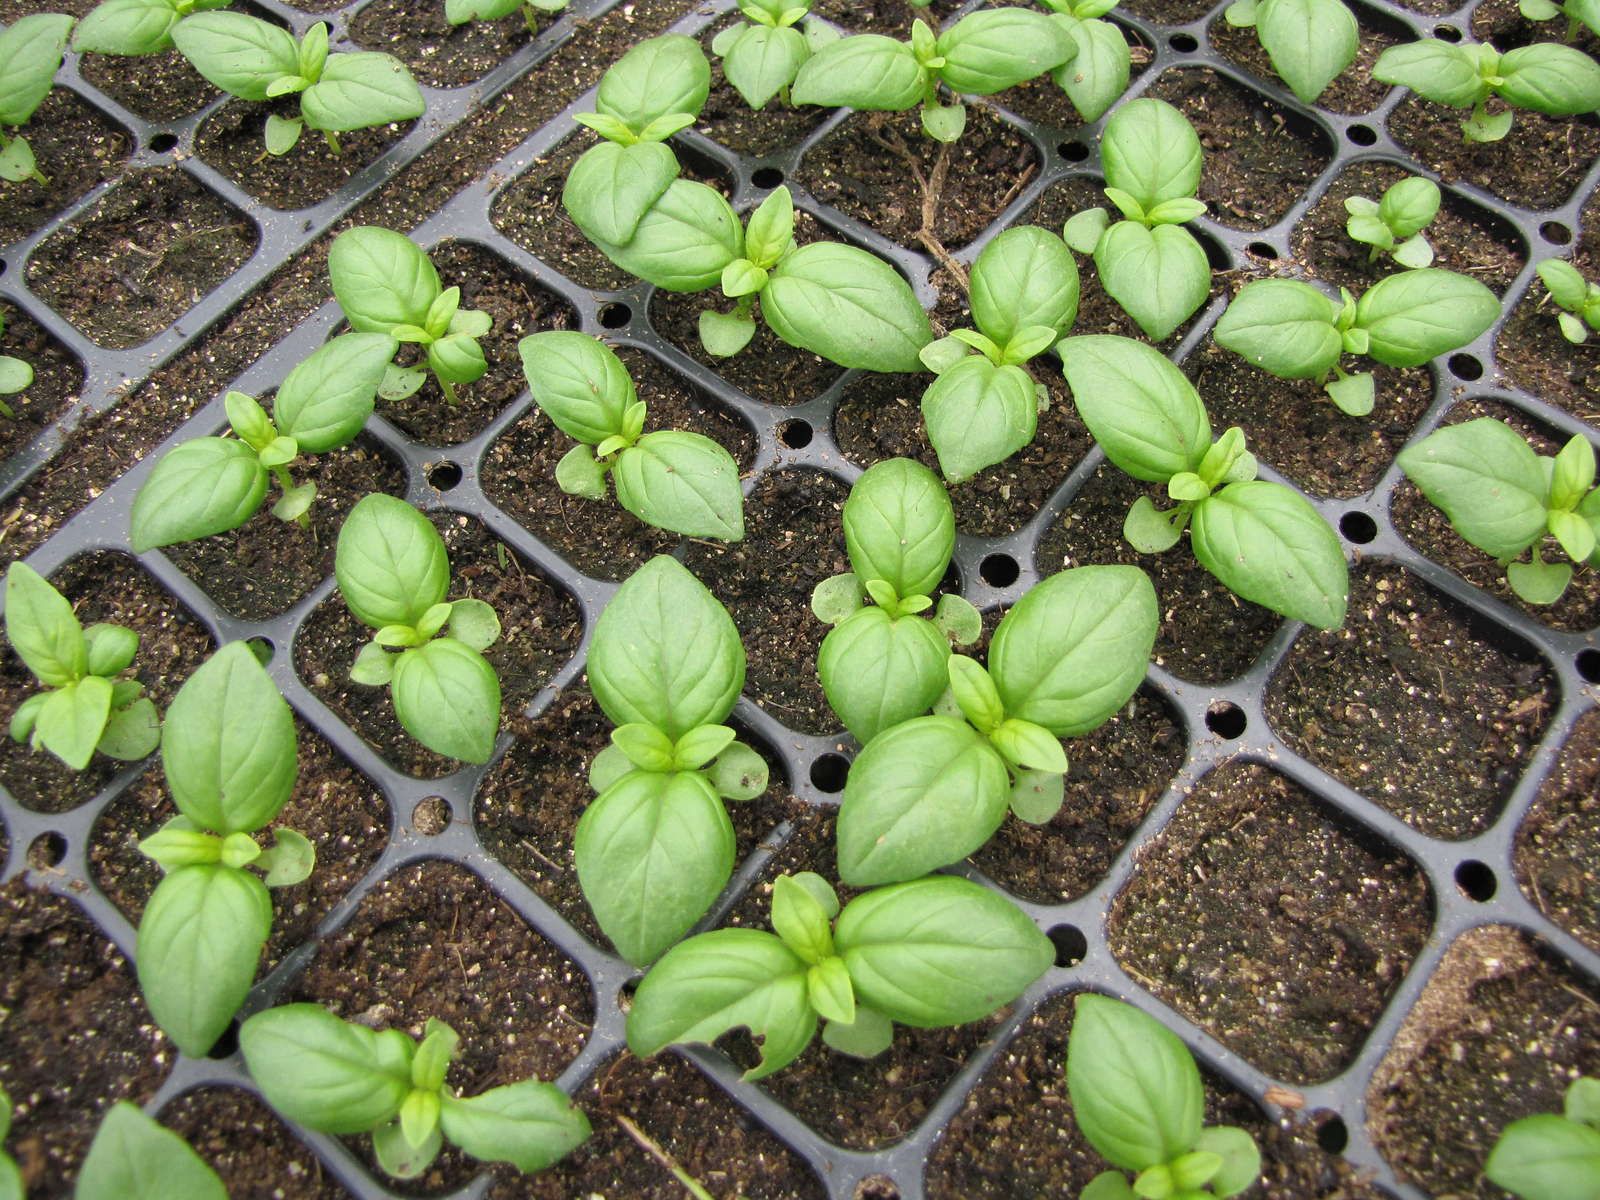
[1344,176,1440,269]
[74,0,230,56]
[712,4,838,111]
[1224,0,1359,104]
[1538,258,1600,343]
[1373,39,1600,140]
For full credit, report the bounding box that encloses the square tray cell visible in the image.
[1515,706,1600,953]
[350,0,547,89]
[0,87,131,249]
[1208,1,1407,115]
[158,1087,358,1200]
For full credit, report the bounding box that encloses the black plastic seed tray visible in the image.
[2,0,1598,1194]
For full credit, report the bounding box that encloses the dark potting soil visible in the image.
[1035,464,1283,683]
[1367,925,1600,1199]
[1117,0,1215,25]
[87,723,390,969]
[1390,397,1600,632]
[475,684,801,954]
[481,346,758,581]
[796,107,1040,253]
[1267,562,1558,840]
[289,859,595,1197]
[682,469,850,734]
[159,1087,357,1200]
[0,552,215,814]
[971,688,1186,904]
[78,49,218,123]
[26,168,257,350]
[1108,761,1432,1085]
[350,0,545,89]
[0,879,172,1200]
[1208,4,1406,116]
[695,19,835,157]
[810,0,966,37]
[1146,67,1332,232]
[925,989,1392,1200]
[1472,0,1600,57]
[0,302,83,464]
[293,513,583,778]
[997,27,1154,131]
[1291,159,1529,297]
[0,89,130,249]
[1515,706,1600,953]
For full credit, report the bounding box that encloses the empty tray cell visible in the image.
[0,87,131,248]
[1515,707,1600,952]
[351,0,547,89]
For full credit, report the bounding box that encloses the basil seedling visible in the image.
[791,10,1076,141]
[241,1004,590,1180]
[1344,176,1440,269]
[74,0,230,56]
[1060,335,1350,629]
[812,457,982,742]
[1485,1076,1600,1200]
[519,332,744,540]
[135,642,314,1057]
[578,555,770,965]
[0,14,73,184]
[1519,0,1600,42]
[1373,38,1600,142]
[1213,269,1499,416]
[129,333,397,550]
[918,226,1080,481]
[1537,258,1600,343]
[711,0,839,110]
[328,227,495,406]
[335,495,504,763]
[0,1085,19,1200]
[1398,418,1600,605]
[1068,994,1262,1200]
[76,1102,229,1200]
[1062,99,1211,342]
[836,564,1158,885]
[628,871,1053,1078]
[5,562,161,771]
[0,312,33,420]
[1034,0,1131,121]
[173,14,424,155]
[1222,0,1357,104]
[446,0,567,33]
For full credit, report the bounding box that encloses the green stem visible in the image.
[439,376,460,407]
[1567,12,1581,40]
[271,465,312,530]
[522,3,539,33]
[323,129,342,154]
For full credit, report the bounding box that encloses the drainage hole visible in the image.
[1246,241,1277,260]
[1168,32,1198,51]
[1339,511,1378,544]
[1433,23,1463,40]
[149,132,179,153]
[809,752,849,793]
[1346,124,1377,146]
[429,460,463,491]
[1577,648,1600,683]
[751,166,784,189]
[1205,701,1247,739]
[1316,1113,1349,1154]
[979,553,1020,588]
[1048,924,1088,968]
[1455,859,1497,902]
[1448,353,1483,380]
[855,1178,901,1200]
[598,302,631,329]
[413,796,451,836]
[205,1019,242,1059]
[778,419,813,449]
[1541,221,1573,245]
[27,831,66,869]
[246,637,275,665]
[1058,141,1090,162]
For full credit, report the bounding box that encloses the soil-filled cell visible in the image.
[811,0,966,36]
[998,24,1155,130]
[0,300,85,464]
[1036,464,1283,683]
[0,553,215,814]
[158,1087,357,1200]
[27,168,258,350]
[351,0,550,88]
[696,18,835,156]
[294,513,582,778]
[1368,925,1600,1198]
[1515,707,1600,952]
[1472,0,1600,55]
[1209,3,1407,115]
[0,88,130,248]
[482,347,757,581]
[926,989,1393,1200]
[1109,762,1432,1084]
[89,722,390,969]
[0,880,171,1198]
[291,859,595,1196]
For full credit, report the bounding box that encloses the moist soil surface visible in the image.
[350,0,545,88]
[695,19,835,157]
[997,27,1154,130]
[0,89,130,250]
[159,1087,357,1200]
[0,304,83,465]
[1514,706,1600,953]
[1109,761,1432,1084]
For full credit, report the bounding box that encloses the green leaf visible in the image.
[763,242,933,373]
[98,696,161,762]
[921,357,1038,484]
[75,1102,227,1200]
[439,1081,591,1172]
[1145,197,1207,226]
[1083,1172,1139,1200]
[300,51,424,132]
[442,598,499,653]
[0,353,31,395]
[1191,481,1348,628]
[613,431,745,541]
[0,135,39,184]
[588,556,744,739]
[4,561,85,688]
[595,34,711,132]
[1194,1126,1261,1198]
[723,23,809,109]
[990,717,1067,773]
[790,34,926,109]
[1059,335,1210,482]
[372,1116,440,1178]
[1463,105,1515,142]
[328,227,441,335]
[822,1006,895,1058]
[836,715,1011,885]
[672,723,735,770]
[273,332,396,453]
[1213,278,1342,380]
[807,957,855,1024]
[1539,258,1590,311]
[1372,39,1487,107]
[705,740,769,800]
[0,14,73,127]
[843,457,955,602]
[447,0,526,22]
[921,100,968,142]
[137,865,272,1056]
[772,872,836,964]
[1396,418,1550,560]
[627,929,815,1079]
[519,330,637,445]
[1064,207,1112,255]
[256,827,316,887]
[1379,176,1440,240]
[592,179,744,292]
[73,0,182,55]
[1507,555,1572,604]
[240,1003,414,1134]
[818,607,949,744]
[1391,234,1434,269]
[721,258,769,298]
[1497,42,1600,115]
[1485,1114,1600,1200]
[335,494,450,630]
[1325,370,1376,416]
[834,875,1052,1026]
[1253,0,1358,103]
[1055,16,1132,121]
[970,226,1080,347]
[612,722,676,772]
[171,12,299,102]
[129,437,269,551]
[811,572,863,625]
[948,654,1003,732]
[699,308,759,357]
[36,676,114,771]
[744,186,795,270]
[391,638,501,763]
[1101,98,1202,211]
[426,333,488,386]
[934,8,1075,95]
[1568,1078,1600,1127]
[561,140,681,247]
[1354,269,1499,368]
[1095,221,1210,342]
[1010,768,1066,823]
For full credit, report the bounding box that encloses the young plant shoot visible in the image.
[1344,176,1440,269]
[173,14,424,155]
[836,565,1158,885]
[135,641,314,1057]
[1067,994,1262,1200]
[519,332,744,540]
[129,332,397,550]
[627,871,1053,1077]
[1059,335,1350,629]
[1213,269,1499,416]
[335,495,503,762]
[0,312,32,420]
[812,458,982,742]
[1035,0,1132,121]
[1537,258,1600,343]
[446,0,567,35]
[1062,99,1211,342]
[5,563,161,771]
[1485,1076,1600,1200]
[241,1004,590,1180]
[1397,418,1600,605]
[73,0,230,56]
[711,0,838,111]
[0,14,74,184]
[918,225,1080,481]
[0,1085,19,1200]
[329,228,494,406]
[1372,38,1600,142]
[791,10,1075,141]
[578,555,770,965]
[1222,0,1358,104]
[1519,0,1600,42]
[75,1102,229,1200]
